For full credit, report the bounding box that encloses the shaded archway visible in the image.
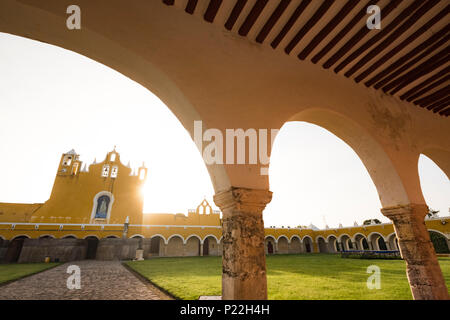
[62,235,78,239]
[5,235,29,263]
[368,233,386,251]
[386,233,399,251]
[303,236,313,253]
[203,235,219,256]
[149,235,165,257]
[104,235,119,239]
[353,233,369,251]
[39,235,55,239]
[277,236,289,254]
[289,236,302,254]
[317,237,328,253]
[185,235,201,257]
[166,235,184,257]
[265,236,276,255]
[429,231,450,254]
[85,236,99,259]
[338,234,352,251]
[377,237,388,251]
[327,235,338,253]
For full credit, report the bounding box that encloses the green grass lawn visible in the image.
[0,263,59,284]
[126,254,450,300]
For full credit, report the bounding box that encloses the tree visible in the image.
[363,219,381,225]
[427,208,439,219]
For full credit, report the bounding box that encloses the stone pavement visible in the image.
[0,260,172,300]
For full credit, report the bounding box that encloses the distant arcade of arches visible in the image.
[261,231,448,254]
[1,228,449,263]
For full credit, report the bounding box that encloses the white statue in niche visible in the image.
[95,195,110,219]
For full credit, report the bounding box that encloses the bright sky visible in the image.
[0,33,448,228]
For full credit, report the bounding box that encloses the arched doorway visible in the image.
[369,233,385,251]
[85,236,99,259]
[429,231,450,254]
[203,237,209,256]
[354,234,369,251]
[166,236,184,257]
[377,237,388,251]
[317,237,328,253]
[362,238,370,250]
[62,235,77,239]
[327,236,338,253]
[277,237,289,254]
[267,241,274,254]
[265,237,276,254]
[185,236,201,256]
[203,236,219,256]
[339,235,352,251]
[150,236,164,257]
[303,237,313,253]
[5,236,28,263]
[290,237,302,254]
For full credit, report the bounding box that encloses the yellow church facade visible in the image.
[0,150,449,263]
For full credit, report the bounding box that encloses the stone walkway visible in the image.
[0,260,171,300]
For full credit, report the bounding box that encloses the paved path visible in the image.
[0,260,171,300]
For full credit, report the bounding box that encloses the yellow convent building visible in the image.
[0,150,449,263]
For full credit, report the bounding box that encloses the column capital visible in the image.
[214,187,272,215]
[381,203,428,220]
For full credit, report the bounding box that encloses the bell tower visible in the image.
[57,149,81,176]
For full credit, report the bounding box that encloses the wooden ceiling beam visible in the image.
[284,0,334,54]
[185,0,199,14]
[204,0,223,23]
[256,0,291,43]
[225,0,248,31]
[298,0,357,60]
[239,0,269,36]
[401,66,450,101]
[271,0,312,49]
[365,24,450,88]
[354,3,447,82]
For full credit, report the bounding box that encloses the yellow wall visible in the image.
[5,149,147,225]
[0,203,43,222]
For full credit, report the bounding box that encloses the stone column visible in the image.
[214,187,272,300]
[337,242,342,252]
[352,241,358,251]
[200,243,204,256]
[182,242,187,257]
[382,204,449,300]
[161,242,166,257]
